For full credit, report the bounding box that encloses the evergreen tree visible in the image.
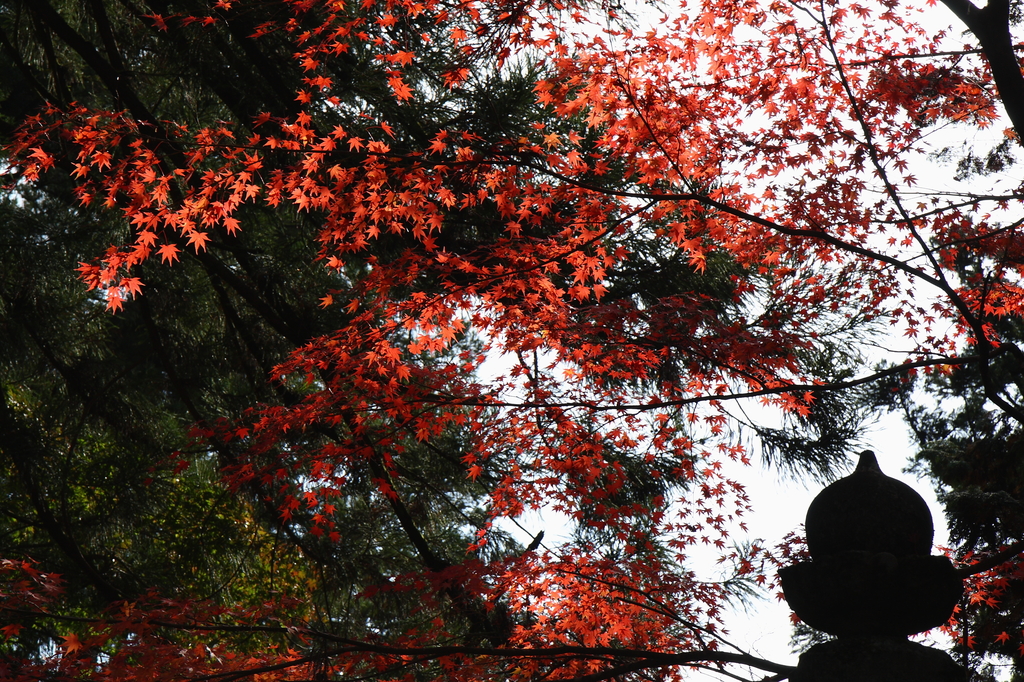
[873,246,1024,675]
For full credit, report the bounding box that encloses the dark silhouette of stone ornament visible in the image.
[804,450,932,559]
[779,450,966,682]
[780,552,963,638]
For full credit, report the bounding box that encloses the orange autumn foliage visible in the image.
[4,0,1024,679]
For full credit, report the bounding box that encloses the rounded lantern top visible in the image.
[804,450,933,560]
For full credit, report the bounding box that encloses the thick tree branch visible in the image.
[937,0,1024,142]
[0,396,124,604]
[29,0,171,140]
[334,408,513,645]
[0,25,55,106]
[85,0,128,79]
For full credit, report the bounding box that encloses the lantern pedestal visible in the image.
[793,637,963,682]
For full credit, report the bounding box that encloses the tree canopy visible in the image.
[3,0,1024,679]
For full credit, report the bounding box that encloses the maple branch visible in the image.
[185,650,342,682]
[956,538,1024,577]
[429,354,982,411]
[608,1,1024,427]
[593,45,1022,430]
[873,196,1023,227]
[548,568,755,658]
[684,663,784,682]
[934,216,1024,255]
[586,0,1023,427]
[845,43,1024,66]
[0,606,797,676]
[817,2,958,299]
[2,602,798,675]
[550,652,794,682]
[197,649,795,682]
[507,157,946,291]
[608,61,693,197]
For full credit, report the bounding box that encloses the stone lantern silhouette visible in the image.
[779,450,965,681]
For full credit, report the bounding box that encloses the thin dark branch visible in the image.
[424,354,984,411]
[956,539,1024,577]
[937,0,1024,142]
[846,43,1024,66]
[506,157,946,290]
[185,650,334,682]
[0,607,794,675]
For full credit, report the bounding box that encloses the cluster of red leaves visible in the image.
[0,577,346,682]
[5,0,1024,677]
[937,553,1024,658]
[535,0,1009,347]
[0,559,64,639]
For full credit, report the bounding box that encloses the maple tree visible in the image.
[5,0,1024,679]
